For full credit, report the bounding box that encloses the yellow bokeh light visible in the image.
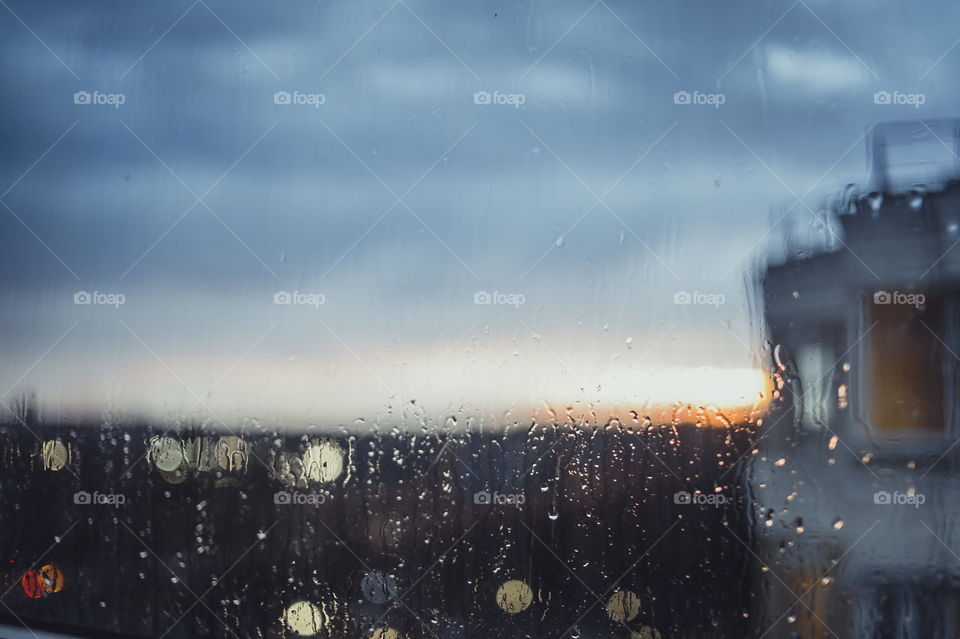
[283,600,326,637]
[495,579,534,614]
[606,589,641,623]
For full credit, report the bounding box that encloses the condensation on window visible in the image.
[1,0,959,638]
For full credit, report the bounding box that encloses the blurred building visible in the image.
[749,119,960,638]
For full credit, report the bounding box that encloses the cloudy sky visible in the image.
[0,0,957,426]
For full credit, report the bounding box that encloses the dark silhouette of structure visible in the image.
[750,119,960,638]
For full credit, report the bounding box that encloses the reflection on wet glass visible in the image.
[1,0,958,637]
